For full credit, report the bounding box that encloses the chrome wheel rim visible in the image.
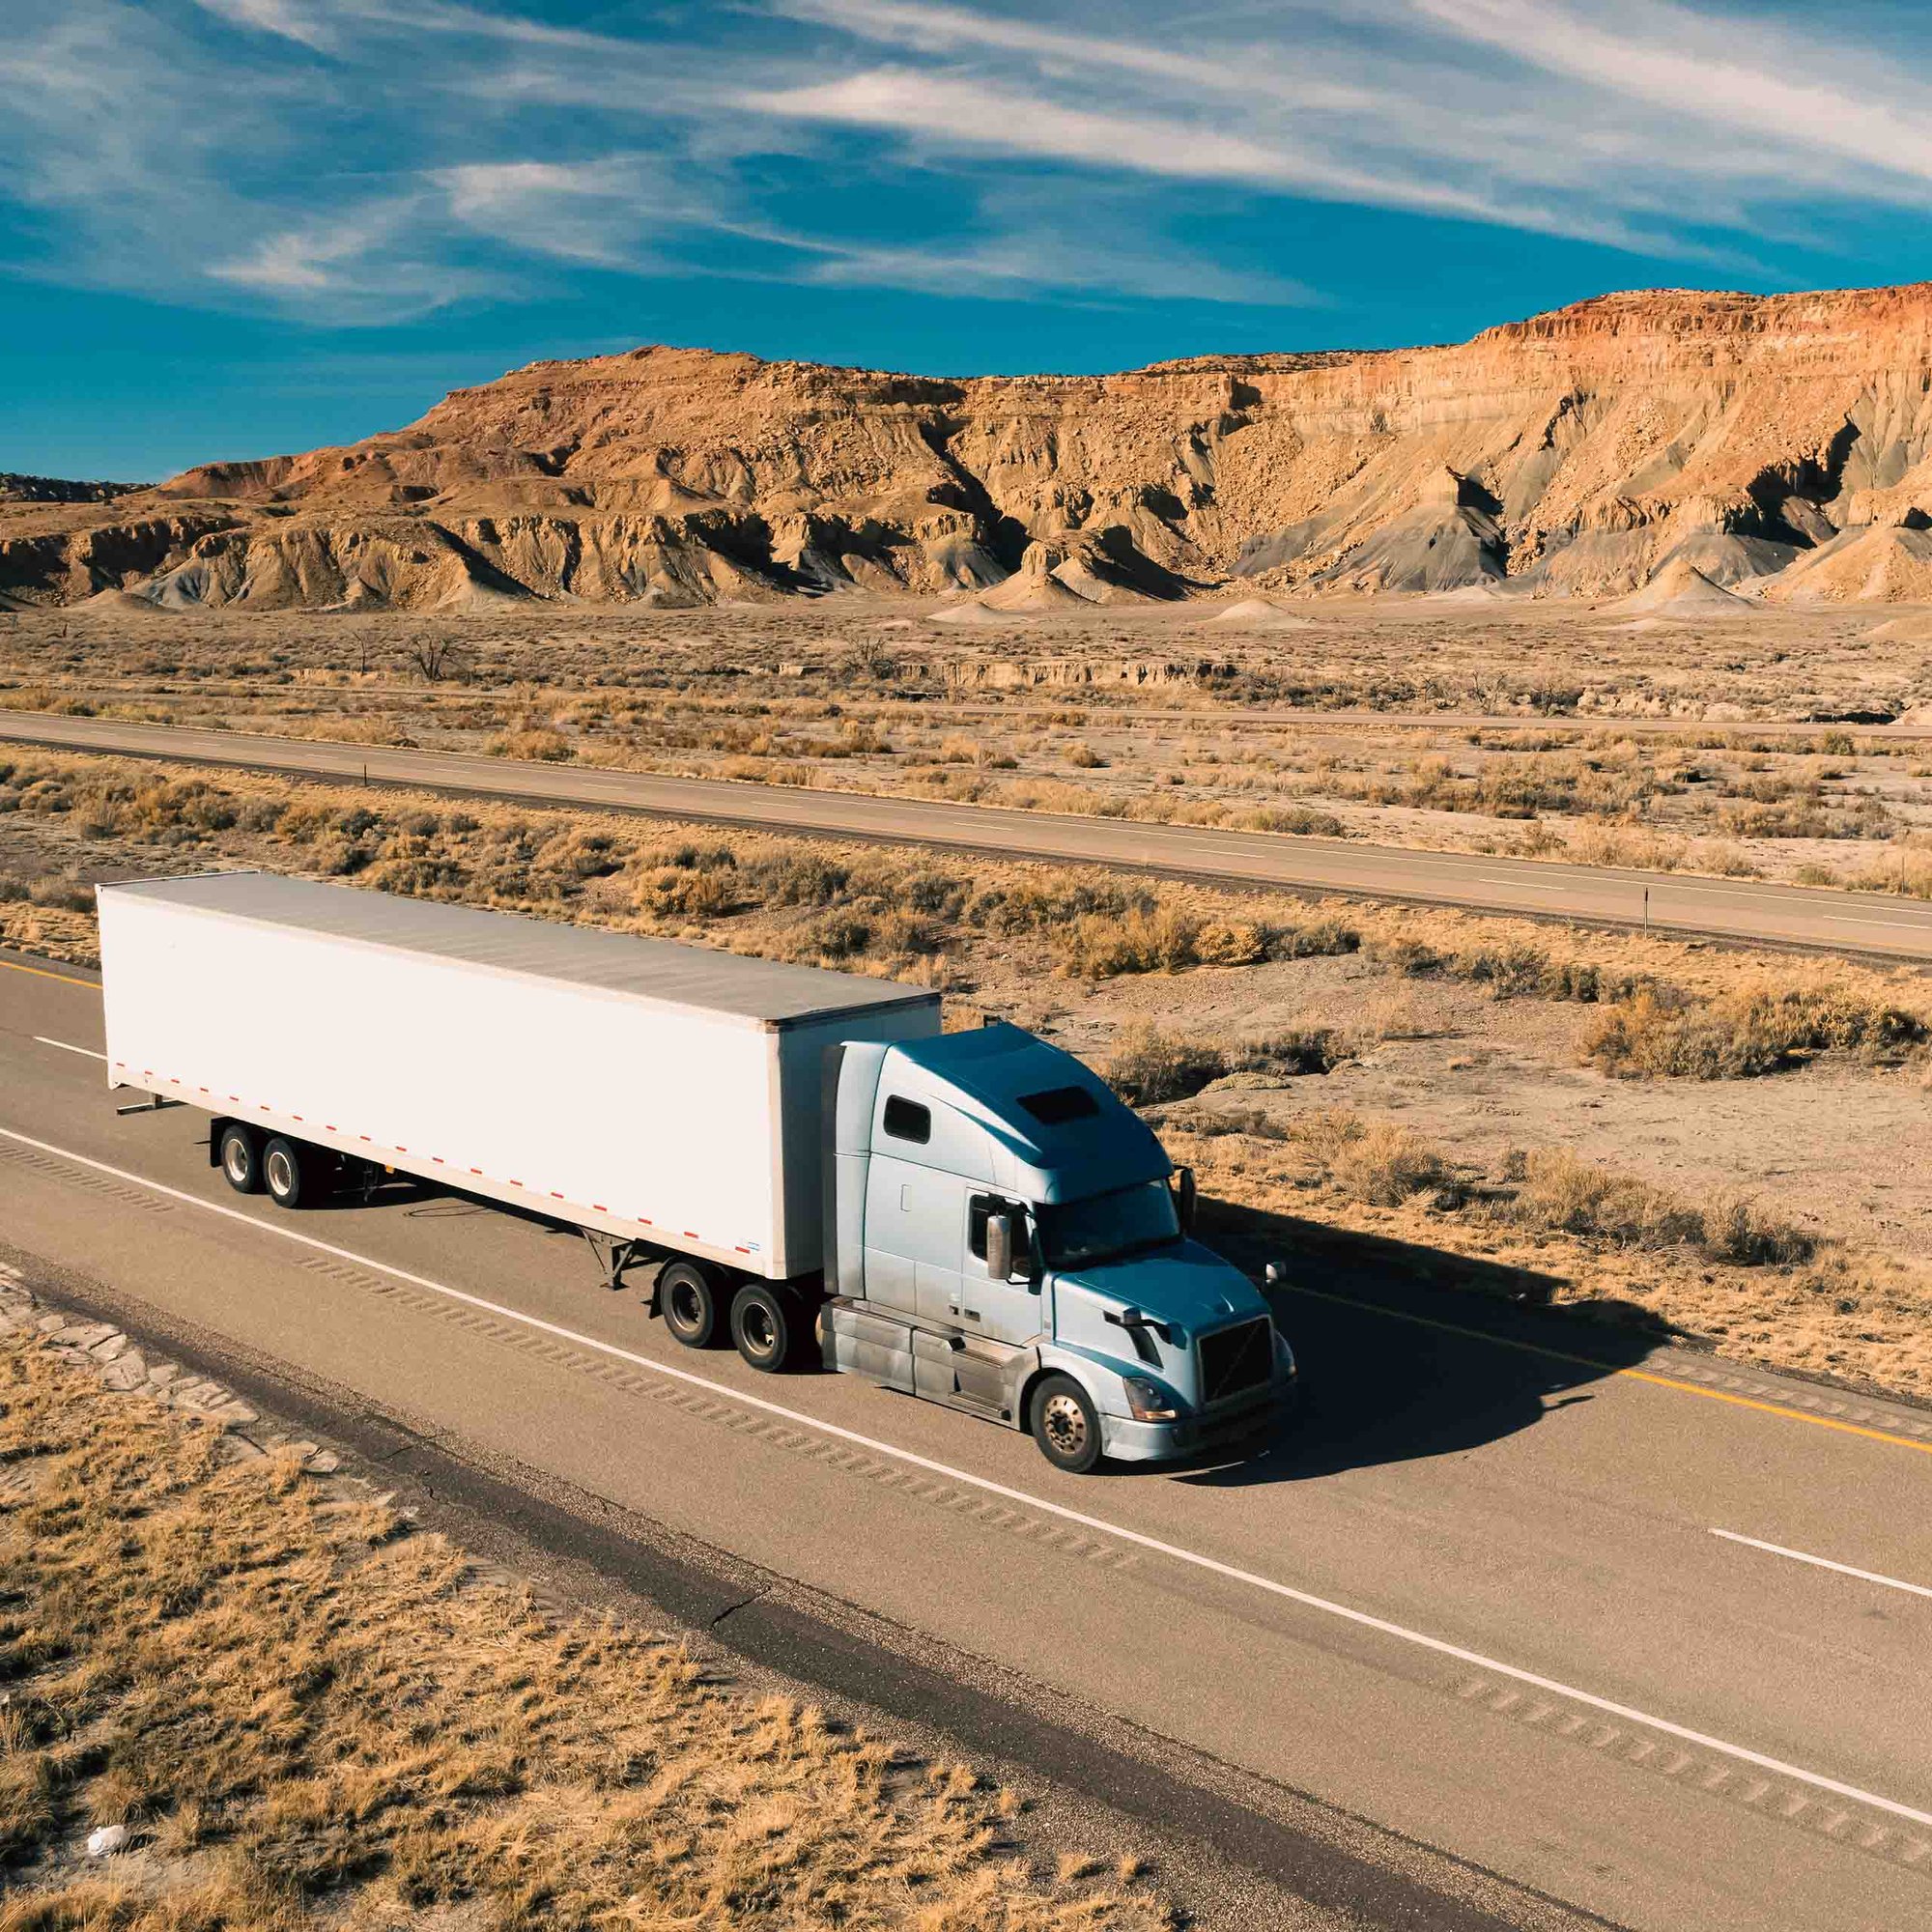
[1042,1392,1089,1459]
[266,1149,294,1197]
[224,1139,250,1183]
[668,1281,703,1333]
[741,1304,777,1357]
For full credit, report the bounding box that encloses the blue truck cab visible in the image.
[821,1021,1294,1471]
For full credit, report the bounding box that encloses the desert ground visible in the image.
[4,594,1932,1409]
[7,594,1932,894]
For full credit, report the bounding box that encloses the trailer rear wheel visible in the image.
[658,1260,723,1349]
[218,1124,262,1195]
[730,1283,800,1373]
[263,1136,329,1210]
[1030,1374,1104,1474]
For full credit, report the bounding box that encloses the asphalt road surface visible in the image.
[7,710,1932,962]
[4,946,1929,1930]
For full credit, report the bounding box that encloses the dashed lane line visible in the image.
[2,1117,1929,1833]
[1712,1529,1932,1602]
[32,1037,106,1062]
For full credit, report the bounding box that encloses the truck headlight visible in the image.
[1272,1327,1297,1378]
[1122,1376,1180,1422]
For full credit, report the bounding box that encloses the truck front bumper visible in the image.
[1099,1375,1296,1463]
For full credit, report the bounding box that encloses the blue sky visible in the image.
[8,0,1932,480]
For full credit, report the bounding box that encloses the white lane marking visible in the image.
[3,1120,1929,1831]
[33,1037,107,1062]
[1712,1528,1932,1602]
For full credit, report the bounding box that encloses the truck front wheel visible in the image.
[658,1260,724,1349]
[1030,1374,1104,1474]
[730,1283,801,1373]
[218,1124,262,1195]
[262,1136,329,1210]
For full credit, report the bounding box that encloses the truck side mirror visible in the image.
[985,1210,1012,1282]
[1176,1166,1197,1236]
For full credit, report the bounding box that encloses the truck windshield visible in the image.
[1037,1180,1179,1271]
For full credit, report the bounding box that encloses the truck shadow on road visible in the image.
[1164,1202,1671,1488]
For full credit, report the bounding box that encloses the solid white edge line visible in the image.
[1711,1528,1932,1602]
[2,1119,1929,1833]
[32,1037,107,1063]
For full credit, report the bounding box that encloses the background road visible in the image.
[7,711,1932,962]
[4,948,1929,1930]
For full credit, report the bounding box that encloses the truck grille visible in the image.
[1197,1317,1271,1405]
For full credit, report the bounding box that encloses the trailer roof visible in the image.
[100,872,938,1029]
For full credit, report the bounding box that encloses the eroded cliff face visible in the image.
[14,285,1932,611]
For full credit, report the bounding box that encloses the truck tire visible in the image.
[730,1282,801,1374]
[217,1124,262,1195]
[1029,1374,1104,1474]
[262,1136,329,1210]
[658,1260,724,1349]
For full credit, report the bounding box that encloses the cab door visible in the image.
[863,1092,964,1323]
[961,1194,1044,1347]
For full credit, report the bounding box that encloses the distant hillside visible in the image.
[12,284,1932,611]
[0,473,146,506]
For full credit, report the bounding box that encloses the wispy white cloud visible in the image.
[8,0,1932,335]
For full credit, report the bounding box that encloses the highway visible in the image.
[7,710,1932,962]
[4,946,1929,1930]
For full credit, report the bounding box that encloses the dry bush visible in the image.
[1236,804,1346,837]
[1232,1026,1350,1076]
[1508,1149,1813,1265]
[1583,984,1925,1079]
[1296,1113,1458,1207]
[0,1337,1165,1932]
[1058,906,1201,980]
[484,726,573,762]
[1105,1025,1226,1105]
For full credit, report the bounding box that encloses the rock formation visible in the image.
[14,283,1932,611]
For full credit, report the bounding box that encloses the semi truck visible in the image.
[97,871,1293,1471]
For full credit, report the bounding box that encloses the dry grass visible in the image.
[0,1335,1167,1932]
[4,750,1928,1069]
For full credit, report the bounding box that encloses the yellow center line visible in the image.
[0,955,99,990]
[1280,1282,1932,1458]
[1617,1370,1932,1454]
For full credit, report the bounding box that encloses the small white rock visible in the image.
[86,1825,130,1858]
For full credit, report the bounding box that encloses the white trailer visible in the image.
[97,871,1294,1466]
[98,872,938,1348]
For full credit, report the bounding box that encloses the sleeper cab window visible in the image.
[882,1095,931,1145]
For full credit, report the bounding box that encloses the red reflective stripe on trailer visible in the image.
[550,1191,564,1200]
[469,1167,483,1176]
[292,1116,302,1122]
[592,1205,609,1212]
[432,1157,444,1164]
[735,1246,752,1255]
[683,1231,698,1238]
[507,1179,522,1187]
